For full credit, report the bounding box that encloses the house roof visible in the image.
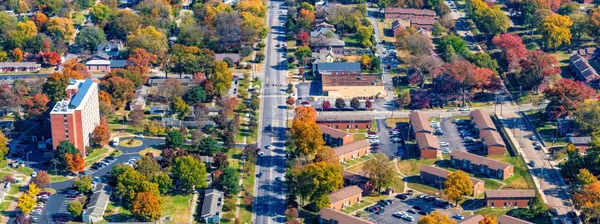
[459,215,484,224]
[450,151,512,170]
[384,7,436,17]
[342,170,370,185]
[314,62,361,72]
[415,132,439,150]
[411,17,437,26]
[310,27,337,38]
[485,189,536,199]
[329,185,362,203]
[85,184,110,218]
[110,60,127,68]
[0,62,41,68]
[497,215,534,224]
[148,78,195,86]
[319,125,350,139]
[96,39,123,52]
[215,53,241,62]
[321,75,383,87]
[409,111,433,133]
[420,165,484,185]
[334,140,370,156]
[317,115,373,122]
[570,53,600,82]
[319,208,374,224]
[85,60,111,66]
[569,136,592,145]
[470,109,496,130]
[200,189,223,217]
[311,36,345,47]
[480,130,505,147]
[576,47,598,57]
[391,20,403,30]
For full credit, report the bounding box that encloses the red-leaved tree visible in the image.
[492,33,527,69]
[544,79,596,118]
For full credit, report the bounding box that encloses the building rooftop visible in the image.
[470,109,496,130]
[319,208,374,224]
[569,136,592,145]
[410,111,433,133]
[311,36,345,47]
[415,132,439,150]
[497,215,534,224]
[480,130,505,147]
[459,215,484,224]
[485,189,536,199]
[51,79,97,114]
[384,7,436,16]
[334,140,370,156]
[450,151,513,170]
[342,170,370,185]
[317,115,373,122]
[320,125,350,139]
[329,185,362,204]
[420,165,484,185]
[110,60,127,68]
[322,75,383,87]
[200,189,223,218]
[84,183,110,218]
[314,62,361,72]
[411,17,437,26]
[85,60,111,65]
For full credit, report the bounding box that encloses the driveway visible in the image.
[375,119,402,159]
[368,194,463,223]
[437,118,466,153]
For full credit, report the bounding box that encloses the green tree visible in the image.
[296,162,343,206]
[75,0,95,9]
[350,97,361,110]
[468,52,498,72]
[116,168,160,203]
[173,156,207,193]
[295,46,312,65]
[363,155,395,194]
[574,101,600,132]
[196,137,221,155]
[135,156,161,179]
[210,61,233,97]
[90,3,114,24]
[73,176,93,193]
[75,26,107,52]
[43,72,69,102]
[357,25,373,48]
[67,200,83,216]
[219,166,240,195]
[432,22,445,37]
[51,141,80,172]
[255,52,265,62]
[184,85,206,104]
[440,34,469,59]
[166,130,185,148]
[0,132,8,160]
[170,96,190,119]
[444,170,473,205]
[151,172,172,194]
[576,168,599,191]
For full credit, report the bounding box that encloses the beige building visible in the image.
[321,75,386,99]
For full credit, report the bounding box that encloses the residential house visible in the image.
[320,125,354,147]
[311,35,345,55]
[576,47,599,60]
[384,7,436,20]
[0,62,41,72]
[201,189,223,223]
[149,105,169,114]
[334,140,370,163]
[312,49,337,63]
[557,119,576,137]
[470,109,497,133]
[317,115,373,129]
[342,170,373,194]
[215,53,241,66]
[485,189,536,208]
[313,62,361,76]
[313,22,336,31]
[415,132,439,159]
[410,17,436,30]
[569,53,600,84]
[82,184,110,223]
[318,208,374,224]
[130,86,149,110]
[391,20,405,35]
[311,27,338,38]
[420,165,484,196]
[329,185,363,210]
[94,39,123,59]
[497,215,534,224]
[409,111,433,135]
[459,215,484,224]
[569,136,592,154]
[321,75,386,99]
[450,151,514,180]
[480,129,506,155]
[85,59,128,73]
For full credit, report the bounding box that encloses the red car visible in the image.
[371,146,380,150]
[368,131,376,135]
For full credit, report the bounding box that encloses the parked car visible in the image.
[407,209,416,214]
[396,194,408,200]
[453,214,465,220]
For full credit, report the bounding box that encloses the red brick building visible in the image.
[317,115,373,130]
[335,140,370,163]
[318,208,374,224]
[415,132,439,159]
[450,151,514,180]
[329,185,363,210]
[480,129,506,155]
[420,165,484,196]
[409,111,433,134]
[470,109,497,132]
[485,190,536,208]
[320,125,354,147]
[384,7,436,20]
[497,215,534,224]
[342,170,374,194]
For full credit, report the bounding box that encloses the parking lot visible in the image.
[373,119,404,159]
[437,118,467,153]
[367,192,464,223]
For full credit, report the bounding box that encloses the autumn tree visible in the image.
[574,181,600,206]
[467,0,509,35]
[363,155,395,194]
[296,162,343,209]
[46,18,75,41]
[101,76,135,108]
[12,48,22,62]
[170,96,190,119]
[128,48,156,76]
[132,192,162,221]
[0,132,9,160]
[574,101,600,132]
[157,78,185,99]
[350,97,361,110]
[21,93,49,120]
[314,146,336,163]
[17,191,35,214]
[444,170,473,205]
[407,53,443,88]
[517,50,561,91]
[128,26,168,53]
[286,97,296,107]
[575,168,598,191]
[479,216,498,224]
[290,106,324,159]
[418,211,456,224]
[42,72,69,102]
[335,98,346,109]
[135,156,161,180]
[129,106,145,130]
[296,30,309,47]
[173,155,208,193]
[90,3,114,23]
[543,79,595,118]
[210,61,233,97]
[32,12,47,29]
[295,46,312,65]
[437,60,494,106]
[67,200,83,216]
[65,153,85,174]
[32,170,50,188]
[322,100,331,110]
[90,125,110,147]
[540,14,572,50]
[62,59,90,79]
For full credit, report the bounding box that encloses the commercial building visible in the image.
[384,7,436,20]
[313,62,361,76]
[480,129,506,155]
[0,62,41,73]
[317,115,373,129]
[334,140,370,163]
[318,208,374,224]
[419,165,484,196]
[485,189,536,208]
[320,125,354,147]
[200,189,223,223]
[450,151,514,180]
[415,132,439,159]
[50,79,100,155]
[497,215,534,224]
[321,75,386,99]
[82,184,110,223]
[329,185,363,210]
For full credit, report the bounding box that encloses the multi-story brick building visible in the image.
[320,125,353,147]
[329,185,362,210]
[450,151,514,180]
[334,140,370,163]
[318,208,374,224]
[415,132,439,159]
[50,79,100,156]
[384,7,436,20]
[419,165,485,196]
[317,115,373,130]
[485,190,536,208]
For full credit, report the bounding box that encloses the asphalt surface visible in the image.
[437,118,467,153]
[252,1,288,223]
[368,195,463,223]
[374,119,403,159]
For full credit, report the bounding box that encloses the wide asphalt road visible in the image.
[252,0,288,223]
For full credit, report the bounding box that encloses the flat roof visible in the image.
[322,75,383,87]
[485,189,536,199]
[450,151,512,170]
[317,115,373,122]
[85,60,111,65]
[314,62,361,72]
[0,62,41,67]
[334,140,370,156]
[384,7,436,16]
[329,185,362,203]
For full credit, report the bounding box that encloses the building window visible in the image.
[491,202,494,206]
[514,202,517,206]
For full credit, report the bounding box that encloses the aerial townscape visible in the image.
[1,0,600,223]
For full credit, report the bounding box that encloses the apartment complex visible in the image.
[334,140,370,163]
[317,115,373,129]
[318,208,374,224]
[384,7,436,20]
[409,111,439,159]
[419,165,484,196]
[321,75,386,99]
[320,125,353,147]
[329,185,363,210]
[485,189,536,208]
[470,110,506,155]
[50,79,100,155]
[449,151,514,180]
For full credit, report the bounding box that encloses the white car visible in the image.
[458,107,470,112]
[135,134,144,138]
[31,172,37,177]
[367,135,379,139]
[439,142,450,147]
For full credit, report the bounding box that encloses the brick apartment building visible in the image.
[409,111,433,134]
[317,115,373,130]
[485,189,536,208]
[329,185,363,210]
[318,208,374,224]
[450,151,514,180]
[384,7,436,20]
[320,125,353,147]
[419,165,485,196]
[334,140,370,163]
[470,109,497,133]
[497,214,534,224]
[50,79,100,155]
[480,129,506,155]
[415,132,440,159]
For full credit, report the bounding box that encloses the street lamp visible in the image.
[26,151,32,167]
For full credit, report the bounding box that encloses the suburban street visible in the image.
[252,0,288,223]
[318,103,537,118]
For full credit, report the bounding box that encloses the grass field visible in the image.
[407,182,440,195]
[396,158,437,175]
[163,194,194,223]
[119,139,143,147]
[50,175,69,183]
[490,155,535,189]
[474,208,511,217]
[385,118,409,128]
[15,167,33,176]
[138,147,162,157]
[85,147,109,167]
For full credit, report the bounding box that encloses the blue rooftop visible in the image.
[69,79,94,108]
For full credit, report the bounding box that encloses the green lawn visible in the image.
[343,35,361,48]
[354,134,366,141]
[0,171,12,180]
[163,194,194,223]
[396,158,437,175]
[342,154,374,169]
[50,175,69,183]
[0,159,7,168]
[474,208,511,217]
[85,147,109,167]
[483,178,505,190]
[9,184,20,194]
[490,155,535,189]
[341,200,373,214]
[15,167,33,176]
[0,201,10,210]
[407,182,440,195]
